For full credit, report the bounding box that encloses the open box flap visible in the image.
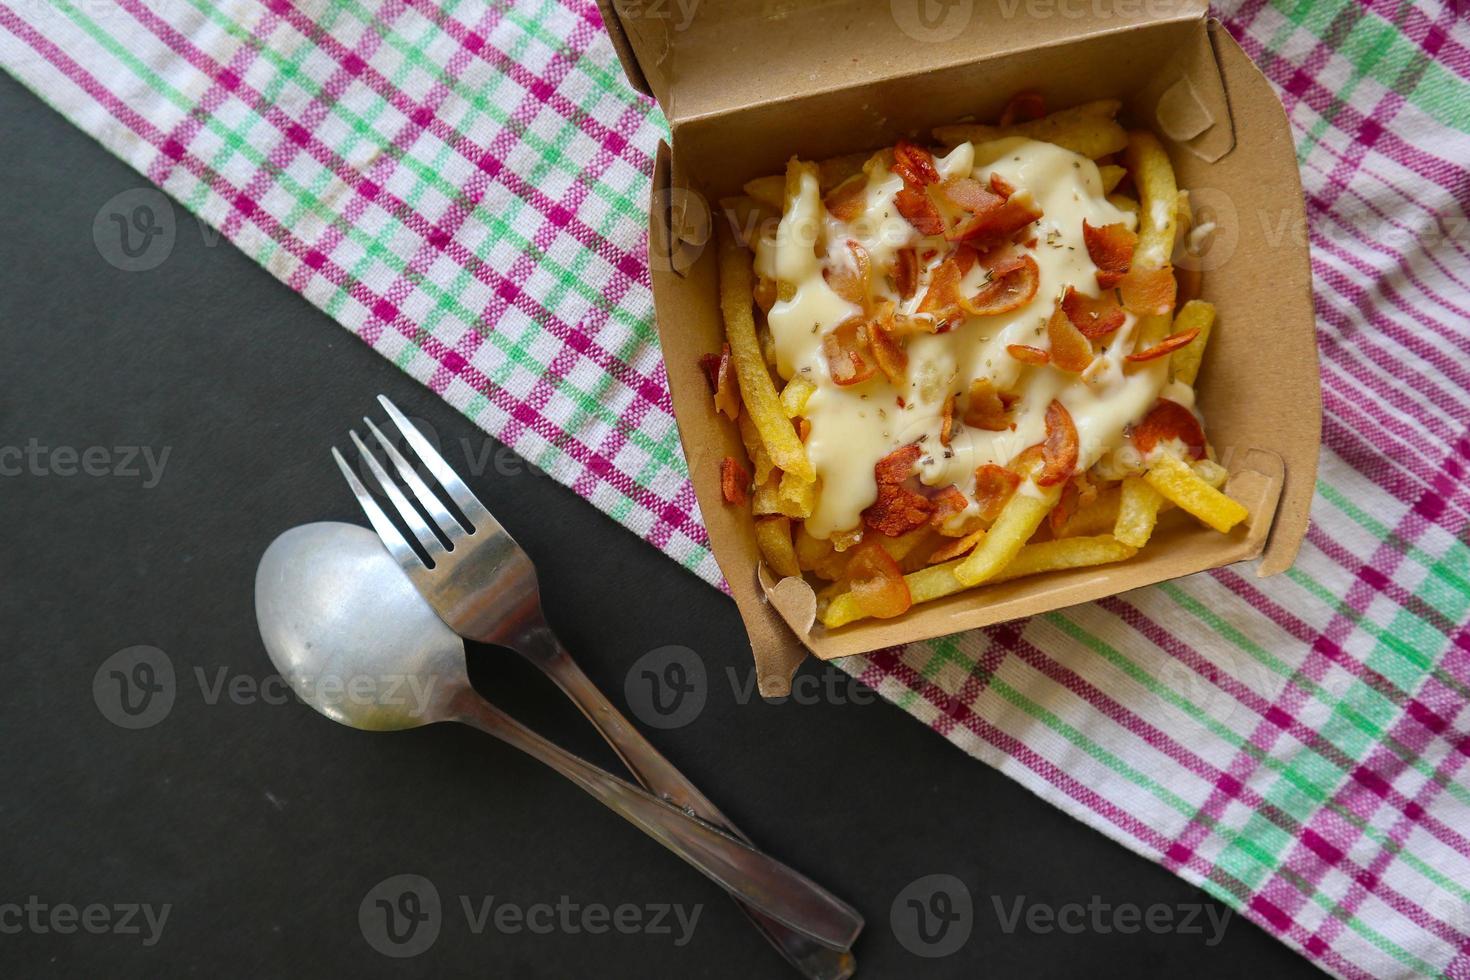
[599,0,1212,125]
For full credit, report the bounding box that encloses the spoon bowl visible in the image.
[255,521,467,730]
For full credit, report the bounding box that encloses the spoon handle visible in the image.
[514,624,860,974]
[449,688,861,951]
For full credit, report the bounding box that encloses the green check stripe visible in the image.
[56,0,688,482]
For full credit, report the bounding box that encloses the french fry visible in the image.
[824,534,1137,627]
[876,527,931,564]
[795,524,834,570]
[1052,483,1122,538]
[1123,130,1178,270]
[1099,163,1127,194]
[1114,475,1165,548]
[780,376,816,418]
[718,226,815,482]
[817,150,880,192]
[1107,193,1139,214]
[742,174,785,212]
[1144,455,1248,533]
[954,484,1062,586]
[752,473,783,515]
[754,515,801,578]
[737,411,775,483]
[776,470,818,519]
[1169,299,1216,386]
[1191,457,1229,489]
[934,100,1127,159]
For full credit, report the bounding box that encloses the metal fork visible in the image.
[333,395,862,976]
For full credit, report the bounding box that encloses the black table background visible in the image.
[0,72,1319,978]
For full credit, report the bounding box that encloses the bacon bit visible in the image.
[1118,263,1177,315]
[939,177,1004,214]
[720,457,749,505]
[1007,343,1050,366]
[895,186,946,235]
[917,257,964,315]
[822,318,878,386]
[1009,444,1045,480]
[1049,478,1079,536]
[698,352,721,391]
[928,528,986,564]
[1045,302,1093,373]
[826,240,872,307]
[710,342,741,419]
[962,253,1040,316]
[988,172,1017,198]
[863,444,935,536]
[1126,326,1201,362]
[1082,220,1137,289]
[843,538,913,619]
[947,187,1042,246]
[884,309,941,338]
[973,463,1021,522]
[963,378,1015,431]
[824,174,867,222]
[874,444,922,484]
[1022,236,1039,249]
[892,140,940,187]
[998,90,1046,126]
[1133,398,1206,459]
[894,247,919,300]
[1036,399,1079,487]
[939,395,956,447]
[754,276,778,313]
[864,483,935,536]
[1061,285,1126,339]
[869,319,908,385]
[1073,469,1098,507]
[929,485,970,530]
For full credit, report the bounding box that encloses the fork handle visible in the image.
[449,688,862,952]
[514,625,862,972]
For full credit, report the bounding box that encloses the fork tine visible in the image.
[331,446,423,573]
[363,416,466,544]
[377,395,493,529]
[349,430,448,563]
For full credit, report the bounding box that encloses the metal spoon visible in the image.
[254,522,860,949]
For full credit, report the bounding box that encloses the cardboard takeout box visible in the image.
[598,0,1321,695]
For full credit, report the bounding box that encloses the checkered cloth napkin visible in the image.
[5,0,1468,974]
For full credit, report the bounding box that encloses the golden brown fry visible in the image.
[751,473,782,516]
[755,516,801,578]
[954,484,1062,586]
[780,376,816,419]
[794,523,833,570]
[1114,475,1165,548]
[1169,300,1216,386]
[776,470,818,519]
[742,174,785,212]
[718,225,815,482]
[1144,455,1248,533]
[934,100,1126,159]
[737,411,775,484]
[825,534,1137,627]
[1099,164,1127,194]
[1052,484,1122,538]
[1123,130,1178,270]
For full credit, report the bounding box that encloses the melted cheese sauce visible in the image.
[754,138,1175,539]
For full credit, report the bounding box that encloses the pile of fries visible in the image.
[702,96,1250,630]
